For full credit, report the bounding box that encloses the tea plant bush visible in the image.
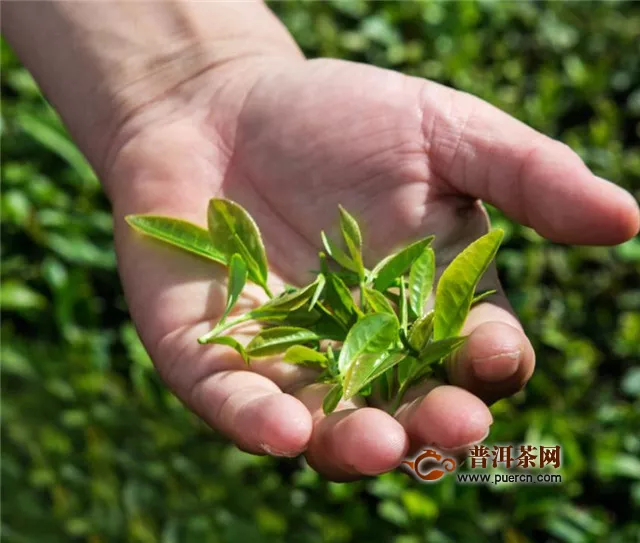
[2,1,639,542]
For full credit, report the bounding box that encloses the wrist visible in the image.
[3,1,302,182]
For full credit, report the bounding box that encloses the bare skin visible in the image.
[5,2,639,480]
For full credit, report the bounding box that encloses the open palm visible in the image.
[109,58,638,479]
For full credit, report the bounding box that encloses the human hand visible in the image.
[7,1,637,480]
[108,56,639,480]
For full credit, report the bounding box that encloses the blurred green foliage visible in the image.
[2,1,639,542]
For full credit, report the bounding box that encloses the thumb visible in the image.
[418,80,639,245]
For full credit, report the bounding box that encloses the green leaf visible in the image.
[338,313,399,375]
[253,279,319,315]
[309,274,326,310]
[338,205,364,280]
[310,303,348,341]
[371,236,434,291]
[17,112,97,185]
[408,247,435,317]
[399,278,408,334]
[283,345,328,367]
[343,351,406,400]
[410,336,467,383]
[408,310,434,352]
[471,289,497,306]
[126,215,227,265]
[207,198,270,294]
[219,254,247,324]
[246,327,319,358]
[434,230,503,340]
[271,307,322,328]
[198,335,248,364]
[363,287,397,317]
[322,384,343,415]
[0,281,47,311]
[326,345,339,378]
[321,231,358,273]
[325,272,362,328]
[397,356,418,388]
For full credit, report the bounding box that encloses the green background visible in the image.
[2,1,639,541]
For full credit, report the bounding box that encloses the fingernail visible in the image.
[260,443,301,458]
[436,427,491,452]
[462,426,491,448]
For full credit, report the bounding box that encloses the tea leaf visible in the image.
[397,355,418,388]
[255,281,317,315]
[472,289,497,306]
[343,351,406,400]
[363,287,397,317]
[257,306,322,328]
[399,278,408,334]
[207,198,270,294]
[326,345,339,378]
[408,310,434,352]
[338,205,364,280]
[246,327,319,358]
[198,335,249,364]
[322,384,343,415]
[371,236,434,291]
[434,230,503,340]
[126,215,227,265]
[283,345,328,367]
[325,272,362,328]
[411,336,467,383]
[309,274,326,310]
[310,303,348,341]
[321,231,358,273]
[219,254,247,324]
[408,247,435,317]
[338,313,399,375]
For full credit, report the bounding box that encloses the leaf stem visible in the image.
[198,313,255,344]
[389,381,410,415]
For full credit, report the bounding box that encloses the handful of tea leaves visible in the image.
[126,199,503,414]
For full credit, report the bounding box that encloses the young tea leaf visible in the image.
[434,230,504,340]
[126,215,227,265]
[370,236,434,292]
[397,355,418,388]
[338,205,364,280]
[322,384,343,415]
[325,272,362,328]
[283,345,328,367]
[198,335,249,364]
[253,279,319,315]
[410,336,467,383]
[399,278,408,334]
[207,198,270,294]
[363,287,397,317]
[408,247,435,317]
[309,274,326,310]
[219,254,247,324]
[343,351,406,400]
[338,313,399,375]
[326,345,339,378]
[408,310,434,352]
[246,327,319,358]
[321,231,358,273]
[260,307,322,328]
[310,303,348,341]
